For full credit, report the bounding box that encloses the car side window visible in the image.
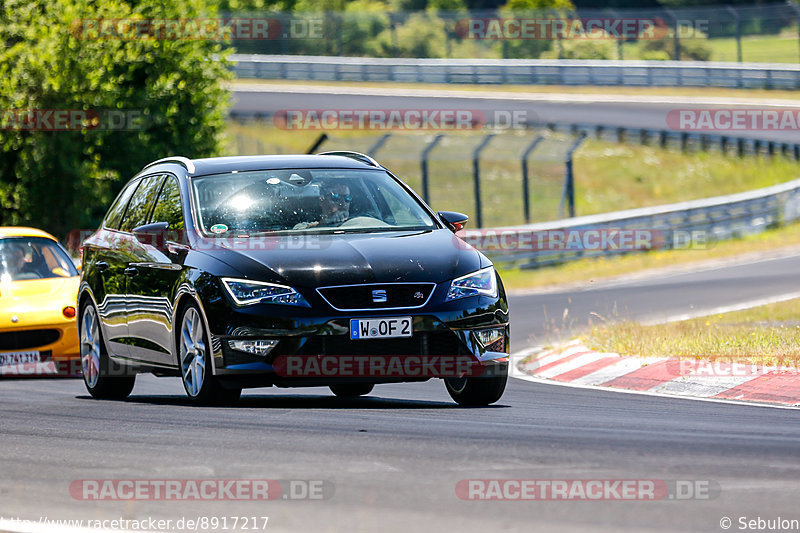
[119,175,165,233]
[150,176,185,231]
[104,179,139,230]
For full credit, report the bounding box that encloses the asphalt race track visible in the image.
[2,253,800,533]
[232,84,800,144]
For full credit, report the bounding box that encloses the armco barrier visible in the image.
[231,55,800,89]
[471,177,800,269]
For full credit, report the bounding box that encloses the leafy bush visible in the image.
[498,0,576,59]
[340,0,392,56]
[637,28,713,61]
[540,28,616,59]
[0,0,231,237]
[367,11,449,58]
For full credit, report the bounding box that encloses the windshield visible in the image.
[0,237,78,282]
[191,169,438,235]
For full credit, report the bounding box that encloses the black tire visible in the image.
[80,300,135,400]
[330,383,375,398]
[444,364,508,406]
[177,302,242,405]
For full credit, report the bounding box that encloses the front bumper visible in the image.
[202,290,509,385]
[0,322,80,361]
[0,321,80,377]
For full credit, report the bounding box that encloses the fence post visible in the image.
[790,3,800,63]
[389,13,399,58]
[473,134,495,228]
[725,6,742,63]
[420,134,445,204]
[521,135,545,224]
[559,133,587,219]
[306,133,328,154]
[665,9,681,61]
[367,134,391,157]
[335,12,344,56]
[608,9,623,60]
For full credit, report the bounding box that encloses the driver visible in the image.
[2,244,31,279]
[293,181,353,230]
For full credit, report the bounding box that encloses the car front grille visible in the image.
[317,283,436,311]
[0,329,61,350]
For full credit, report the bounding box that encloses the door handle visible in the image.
[96,261,109,272]
[123,267,139,277]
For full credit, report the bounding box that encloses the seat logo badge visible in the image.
[413,292,424,299]
[372,289,387,303]
[11,315,19,323]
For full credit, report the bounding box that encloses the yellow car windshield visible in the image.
[0,237,78,282]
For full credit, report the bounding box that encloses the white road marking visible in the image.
[570,357,653,386]
[512,370,800,410]
[533,351,613,379]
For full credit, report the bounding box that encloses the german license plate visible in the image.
[0,351,41,366]
[350,317,412,340]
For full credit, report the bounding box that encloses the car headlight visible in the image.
[446,266,498,301]
[221,278,310,307]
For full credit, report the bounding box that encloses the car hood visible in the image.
[0,276,79,301]
[0,277,79,328]
[203,229,485,288]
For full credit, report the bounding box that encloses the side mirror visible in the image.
[437,211,469,232]
[132,221,170,250]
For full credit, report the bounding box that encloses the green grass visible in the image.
[619,33,800,64]
[573,142,800,215]
[705,34,800,64]
[584,297,800,364]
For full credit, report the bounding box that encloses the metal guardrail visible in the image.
[470,177,800,269]
[232,54,800,89]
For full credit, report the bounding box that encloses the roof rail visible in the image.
[142,156,196,174]
[316,151,380,168]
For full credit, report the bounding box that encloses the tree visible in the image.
[499,0,577,59]
[0,0,232,238]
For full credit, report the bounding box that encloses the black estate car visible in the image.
[78,153,510,405]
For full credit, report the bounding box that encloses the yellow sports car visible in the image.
[0,227,80,376]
